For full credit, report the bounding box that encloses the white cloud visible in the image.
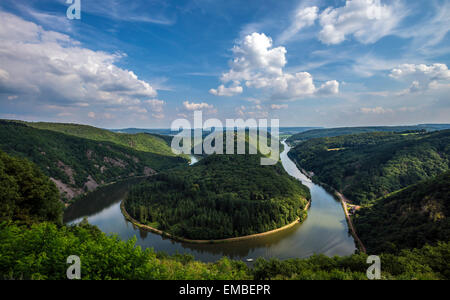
[209,84,243,96]
[128,106,148,114]
[360,106,393,114]
[278,6,318,44]
[390,63,450,93]
[88,112,96,118]
[390,63,450,80]
[271,104,289,110]
[317,80,340,95]
[0,12,158,108]
[243,97,262,104]
[183,101,216,112]
[211,32,339,99]
[145,99,165,112]
[235,105,268,118]
[318,0,405,45]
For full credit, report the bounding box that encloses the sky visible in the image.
[0,0,449,128]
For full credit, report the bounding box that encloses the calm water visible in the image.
[65,145,356,262]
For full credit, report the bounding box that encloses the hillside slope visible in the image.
[288,130,450,204]
[0,121,187,201]
[27,122,176,157]
[0,150,62,224]
[286,125,450,145]
[354,171,450,254]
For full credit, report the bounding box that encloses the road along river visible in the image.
[65,143,356,262]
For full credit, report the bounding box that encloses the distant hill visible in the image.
[110,128,176,136]
[354,171,450,254]
[286,124,450,145]
[111,127,322,137]
[0,121,187,202]
[27,122,176,157]
[288,130,450,204]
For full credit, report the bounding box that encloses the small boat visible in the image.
[246,258,254,262]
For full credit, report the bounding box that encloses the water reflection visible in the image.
[65,142,356,262]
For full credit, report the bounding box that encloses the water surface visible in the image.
[65,142,356,262]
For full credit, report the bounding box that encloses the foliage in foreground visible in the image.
[1,221,449,280]
[0,151,62,225]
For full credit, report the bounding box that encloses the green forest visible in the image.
[354,171,450,254]
[26,121,177,157]
[1,142,449,280]
[288,130,450,204]
[286,124,450,145]
[125,153,310,240]
[0,150,63,225]
[0,121,187,202]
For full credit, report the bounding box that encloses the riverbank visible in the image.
[64,175,151,208]
[335,192,366,253]
[284,152,366,253]
[121,199,311,244]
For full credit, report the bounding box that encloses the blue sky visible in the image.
[0,0,449,128]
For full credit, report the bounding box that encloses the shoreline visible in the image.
[120,199,311,245]
[285,152,366,253]
[64,175,150,208]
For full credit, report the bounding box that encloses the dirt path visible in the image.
[335,192,367,253]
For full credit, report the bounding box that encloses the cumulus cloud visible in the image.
[271,104,289,110]
[183,101,214,111]
[317,80,340,95]
[390,63,450,93]
[278,6,318,44]
[390,63,450,80]
[145,99,165,112]
[235,105,268,118]
[211,32,339,99]
[360,106,393,114]
[209,84,243,96]
[0,12,158,109]
[318,0,404,45]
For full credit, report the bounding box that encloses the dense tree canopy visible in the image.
[1,221,448,280]
[354,171,450,254]
[125,153,310,240]
[0,121,187,201]
[286,125,450,145]
[288,130,450,204]
[0,151,62,224]
[27,121,178,157]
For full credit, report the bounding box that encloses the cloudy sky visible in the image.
[0,0,449,128]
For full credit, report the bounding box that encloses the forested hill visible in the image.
[1,149,449,280]
[354,171,450,254]
[0,150,62,224]
[125,153,310,240]
[0,121,187,202]
[26,122,176,157]
[288,130,450,204]
[286,124,450,145]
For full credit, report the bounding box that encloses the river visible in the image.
[64,142,356,262]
